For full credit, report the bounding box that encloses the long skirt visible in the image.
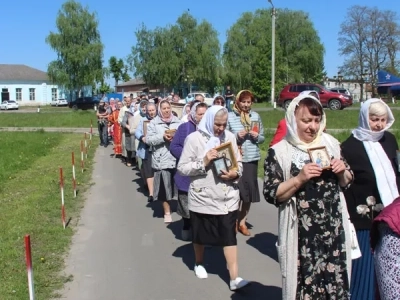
[121,132,127,157]
[238,161,260,203]
[113,123,122,155]
[350,229,375,300]
[153,169,175,201]
[177,191,190,219]
[190,210,237,246]
[374,224,400,300]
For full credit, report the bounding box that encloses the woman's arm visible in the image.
[170,126,185,159]
[177,135,207,177]
[145,121,165,146]
[135,119,144,140]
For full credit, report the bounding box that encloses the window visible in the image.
[16,88,22,101]
[308,85,321,93]
[296,85,308,93]
[51,88,57,101]
[29,88,35,101]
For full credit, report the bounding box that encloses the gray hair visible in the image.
[369,101,388,117]
[215,107,228,117]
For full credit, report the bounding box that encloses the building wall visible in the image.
[324,80,371,102]
[0,81,61,105]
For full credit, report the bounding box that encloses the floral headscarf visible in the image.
[157,99,173,123]
[188,102,202,125]
[233,90,252,131]
[146,102,157,120]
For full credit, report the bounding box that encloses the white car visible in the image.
[0,100,19,110]
[180,92,214,106]
[51,98,68,106]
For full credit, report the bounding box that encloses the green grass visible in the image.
[0,111,95,128]
[0,132,97,299]
[19,106,71,112]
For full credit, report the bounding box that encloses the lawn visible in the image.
[0,110,95,128]
[0,132,97,299]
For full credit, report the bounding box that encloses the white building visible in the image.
[0,64,60,106]
[323,77,371,102]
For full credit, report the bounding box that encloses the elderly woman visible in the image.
[228,90,264,236]
[170,101,208,240]
[146,99,181,223]
[263,94,353,299]
[180,103,191,123]
[131,100,148,167]
[177,106,249,291]
[121,108,136,167]
[213,95,226,106]
[341,98,400,300]
[135,102,157,202]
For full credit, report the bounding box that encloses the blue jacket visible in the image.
[227,110,265,162]
[170,120,197,192]
[135,117,150,159]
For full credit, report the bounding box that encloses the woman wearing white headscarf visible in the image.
[341,98,400,300]
[180,103,191,123]
[177,106,249,291]
[263,94,353,299]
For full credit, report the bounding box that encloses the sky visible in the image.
[0,0,397,84]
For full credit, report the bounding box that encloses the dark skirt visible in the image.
[177,191,190,219]
[350,229,375,300]
[190,210,237,247]
[142,157,154,179]
[238,161,260,203]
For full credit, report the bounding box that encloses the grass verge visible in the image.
[0,111,95,128]
[0,132,97,299]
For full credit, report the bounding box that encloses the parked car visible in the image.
[278,83,353,110]
[329,87,352,97]
[0,100,19,110]
[181,92,214,106]
[68,96,100,110]
[51,98,68,106]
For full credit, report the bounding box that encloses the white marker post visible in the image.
[80,141,84,173]
[71,152,77,198]
[59,167,66,229]
[84,133,88,159]
[24,235,35,300]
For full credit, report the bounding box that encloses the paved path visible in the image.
[59,147,282,300]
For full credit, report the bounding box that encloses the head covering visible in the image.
[198,105,228,153]
[233,90,252,131]
[213,95,225,106]
[189,102,202,125]
[285,93,326,152]
[139,100,149,117]
[145,102,157,120]
[352,98,398,206]
[182,103,190,118]
[157,99,173,123]
[299,90,320,101]
[352,98,394,142]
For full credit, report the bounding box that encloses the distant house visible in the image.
[115,78,164,97]
[0,64,60,105]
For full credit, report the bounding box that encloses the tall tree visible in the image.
[46,0,103,98]
[338,6,400,96]
[108,56,125,87]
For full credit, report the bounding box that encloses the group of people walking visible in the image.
[97,90,400,299]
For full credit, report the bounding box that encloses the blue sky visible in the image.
[0,0,397,83]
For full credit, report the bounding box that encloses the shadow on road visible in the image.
[246,232,278,262]
[230,282,282,300]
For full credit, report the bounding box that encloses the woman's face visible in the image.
[147,105,157,118]
[195,107,207,123]
[185,106,191,114]
[160,102,171,118]
[295,106,321,143]
[214,98,224,106]
[117,102,123,109]
[369,114,387,131]
[213,113,228,136]
[238,97,252,112]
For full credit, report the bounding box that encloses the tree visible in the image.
[108,56,124,87]
[338,6,400,97]
[223,9,324,101]
[46,0,104,99]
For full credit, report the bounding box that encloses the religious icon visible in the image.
[214,142,238,171]
[308,146,331,169]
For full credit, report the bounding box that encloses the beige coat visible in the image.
[177,130,243,215]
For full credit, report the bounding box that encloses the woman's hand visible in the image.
[163,133,173,142]
[219,169,239,181]
[297,163,322,184]
[237,130,248,139]
[330,158,346,175]
[203,149,218,166]
[249,131,259,139]
[142,137,146,143]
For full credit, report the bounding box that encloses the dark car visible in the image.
[68,96,100,110]
[278,83,353,110]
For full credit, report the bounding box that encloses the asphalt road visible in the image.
[59,146,282,300]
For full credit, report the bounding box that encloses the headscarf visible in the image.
[299,90,320,101]
[233,90,252,131]
[182,103,190,118]
[352,98,398,206]
[138,100,148,117]
[145,102,156,120]
[157,99,173,123]
[352,98,394,142]
[110,98,116,111]
[285,93,326,152]
[189,102,202,125]
[198,105,228,153]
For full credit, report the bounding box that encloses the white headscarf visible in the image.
[352,98,398,206]
[299,90,320,101]
[285,93,326,152]
[198,105,227,153]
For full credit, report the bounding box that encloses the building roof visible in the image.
[115,78,145,87]
[0,64,49,82]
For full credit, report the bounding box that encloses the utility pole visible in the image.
[268,0,276,107]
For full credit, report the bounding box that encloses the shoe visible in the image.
[126,163,132,167]
[147,196,154,203]
[181,229,191,241]
[164,213,172,224]
[230,277,250,291]
[194,265,208,279]
[238,225,251,236]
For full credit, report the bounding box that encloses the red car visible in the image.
[278,83,353,110]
